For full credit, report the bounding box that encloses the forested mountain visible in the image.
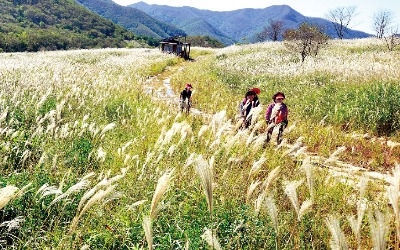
[130,2,372,45]
[0,0,134,52]
[76,0,186,40]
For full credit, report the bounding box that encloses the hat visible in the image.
[250,87,261,95]
[185,83,192,88]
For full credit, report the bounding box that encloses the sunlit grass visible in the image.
[1,39,400,249]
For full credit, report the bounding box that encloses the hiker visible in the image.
[239,89,260,129]
[265,92,288,145]
[180,83,193,110]
[239,87,260,114]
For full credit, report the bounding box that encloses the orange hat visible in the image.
[251,87,260,95]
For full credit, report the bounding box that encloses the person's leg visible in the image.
[265,125,274,143]
[242,119,248,129]
[277,123,286,145]
[180,98,185,112]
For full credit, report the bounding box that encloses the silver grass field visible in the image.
[1,39,400,249]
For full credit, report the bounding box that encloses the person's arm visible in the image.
[281,104,288,121]
[265,104,273,122]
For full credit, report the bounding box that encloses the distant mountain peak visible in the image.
[129,3,371,44]
[78,0,186,39]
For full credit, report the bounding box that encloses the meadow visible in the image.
[1,38,400,249]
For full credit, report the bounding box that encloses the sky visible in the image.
[111,0,400,35]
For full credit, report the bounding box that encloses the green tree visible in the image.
[283,22,329,62]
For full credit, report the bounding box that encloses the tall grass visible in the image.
[1,39,400,249]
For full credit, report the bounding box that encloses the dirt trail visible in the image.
[142,64,212,118]
[142,61,397,187]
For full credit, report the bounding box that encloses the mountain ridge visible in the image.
[75,0,186,39]
[128,2,372,44]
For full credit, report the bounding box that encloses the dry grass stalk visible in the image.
[261,166,281,195]
[77,178,109,212]
[143,215,153,250]
[69,184,115,233]
[36,184,62,199]
[325,146,347,164]
[254,192,265,215]
[185,239,190,250]
[348,200,367,250]
[100,122,116,137]
[297,199,313,221]
[194,155,213,215]
[249,156,267,178]
[150,169,175,219]
[368,209,389,250]
[387,164,400,247]
[325,215,349,250]
[281,139,304,157]
[201,228,222,250]
[301,157,314,199]
[0,186,20,210]
[14,183,32,200]
[97,147,106,162]
[198,125,209,138]
[0,216,25,231]
[246,180,261,203]
[0,107,8,124]
[126,199,147,211]
[265,195,279,234]
[284,180,303,217]
[49,179,91,207]
[347,178,368,249]
[210,110,228,134]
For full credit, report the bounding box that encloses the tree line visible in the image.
[0,0,134,52]
[255,6,399,62]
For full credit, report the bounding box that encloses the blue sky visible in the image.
[112,0,400,35]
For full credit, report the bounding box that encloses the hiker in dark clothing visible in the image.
[180,83,193,112]
[239,90,260,129]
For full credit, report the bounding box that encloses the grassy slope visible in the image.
[1,38,400,249]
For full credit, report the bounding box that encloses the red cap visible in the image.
[185,83,192,88]
[251,87,260,95]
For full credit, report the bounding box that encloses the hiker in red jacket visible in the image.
[265,92,288,145]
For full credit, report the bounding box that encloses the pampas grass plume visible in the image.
[0,186,19,210]
[70,184,115,232]
[249,156,267,178]
[325,215,349,250]
[143,215,153,250]
[194,155,213,215]
[246,180,261,203]
[261,166,281,194]
[150,169,175,219]
[298,199,313,221]
[284,180,303,214]
[368,209,389,250]
[265,195,279,233]
[201,228,222,250]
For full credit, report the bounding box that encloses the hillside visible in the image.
[129,2,372,44]
[76,0,186,40]
[1,39,400,249]
[0,0,135,52]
